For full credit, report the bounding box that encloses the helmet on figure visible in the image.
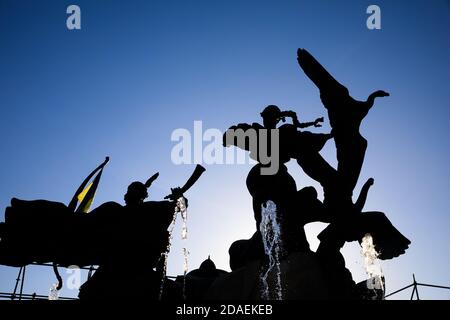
[260,105,282,129]
[124,181,148,206]
[124,172,159,206]
[260,105,281,119]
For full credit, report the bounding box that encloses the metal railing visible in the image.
[0,292,77,300]
[384,274,450,300]
[0,263,178,301]
[2,264,448,301]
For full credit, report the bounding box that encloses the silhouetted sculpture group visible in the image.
[0,49,410,300]
[223,49,410,299]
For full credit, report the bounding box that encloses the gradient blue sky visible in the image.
[0,0,449,299]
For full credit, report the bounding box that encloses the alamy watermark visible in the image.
[66,265,82,290]
[64,4,382,32]
[367,5,381,30]
[66,5,81,30]
[171,121,280,175]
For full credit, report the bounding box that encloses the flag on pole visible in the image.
[68,157,109,213]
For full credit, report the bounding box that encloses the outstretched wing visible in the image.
[297,48,348,95]
[318,211,411,260]
[358,211,411,260]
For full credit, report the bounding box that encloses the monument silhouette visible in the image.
[218,48,410,300]
[0,49,410,300]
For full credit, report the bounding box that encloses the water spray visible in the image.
[259,200,284,300]
[361,233,385,296]
[159,165,205,300]
[48,283,59,300]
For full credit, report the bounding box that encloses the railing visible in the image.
[2,265,449,300]
[0,263,178,301]
[384,274,450,300]
[0,292,77,300]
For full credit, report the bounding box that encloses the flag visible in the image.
[77,182,93,203]
[68,157,109,213]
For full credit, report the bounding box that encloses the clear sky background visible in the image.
[0,0,449,299]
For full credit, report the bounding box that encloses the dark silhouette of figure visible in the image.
[297,48,389,199]
[220,49,411,300]
[78,173,180,300]
[260,105,324,130]
[224,105,328,165]
[0,46,414,301]
[0,158,111,269]
[225,104,329,226]
[79,165,206,299]
[224,105,330,269]
[295,49,410,298]
[0,158,205,300]
[296,49,410,256]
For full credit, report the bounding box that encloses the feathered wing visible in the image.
[297,48,348,95]
[318,211,411,260]
[357,211,411,260]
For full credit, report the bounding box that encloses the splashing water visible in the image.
[158,197,189,300]
[48,283,59,300]
[183,247,189,300]
[158,200,179,300]
[361,233,385,295]
[180,197,188,240]
[259,200,283,300]
[178,197,189,299]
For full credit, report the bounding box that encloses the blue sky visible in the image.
[0,0,449,299]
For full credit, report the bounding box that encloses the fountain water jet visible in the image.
[158,197,189,300]
[259,200,283,300]
[361,233,385,297]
